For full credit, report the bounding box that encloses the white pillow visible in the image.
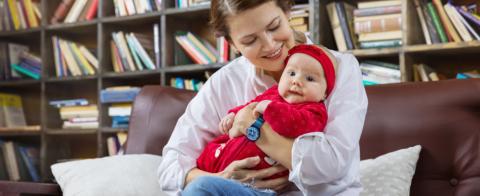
[51,154,166,196]
[360,145,421,196]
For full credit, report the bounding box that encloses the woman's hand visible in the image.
[218,156,290,192]
[230,102,258,136]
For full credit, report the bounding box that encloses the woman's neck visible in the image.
[265,70,282,82]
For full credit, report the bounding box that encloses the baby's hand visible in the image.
[219,113,235,134]
[254,100,272,117]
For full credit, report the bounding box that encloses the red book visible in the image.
[51,0,75,24]
[85,0,98,21]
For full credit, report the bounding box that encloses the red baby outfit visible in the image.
[196,85,327,179]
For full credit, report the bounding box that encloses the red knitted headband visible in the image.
[284,44,336,97]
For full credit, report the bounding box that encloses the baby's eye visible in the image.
[289,71,296,76]
[306,76,315,82]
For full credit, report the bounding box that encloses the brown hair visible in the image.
[210,0,295,41]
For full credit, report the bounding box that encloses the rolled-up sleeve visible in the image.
[288,53,368,193]
[157,73,229,195]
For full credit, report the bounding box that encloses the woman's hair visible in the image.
[210,0,295,41]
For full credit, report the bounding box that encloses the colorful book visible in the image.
[427,2,448,43]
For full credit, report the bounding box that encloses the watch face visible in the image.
[247,127,260,141]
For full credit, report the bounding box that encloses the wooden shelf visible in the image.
[0,126,41,136]
[0,80,41,87]
[46,20,98,31]
[45,128,97,135]
[0,28,42,37]
[165,63,225,73]
[102,70,161,78]
[347,47,402,58]
[405,41,480,55]
[101,127,128,133]
[164,6,210,15]
[102,12,163,24]
[45,75,98,83]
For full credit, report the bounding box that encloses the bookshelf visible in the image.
[0,0,478,183]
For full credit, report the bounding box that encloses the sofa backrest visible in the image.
[124,86,195,154]
[362,79,480,196]
[126,79,480,196]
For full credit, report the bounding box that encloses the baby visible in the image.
[197,44,337,179]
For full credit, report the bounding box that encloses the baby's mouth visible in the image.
[288,90,303,96]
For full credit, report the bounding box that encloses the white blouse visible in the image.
[157,49,368,196]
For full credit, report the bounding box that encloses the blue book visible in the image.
[100,88,141,103]
[49,98,89,108]
[19,62,41,74]
[18,146,40,182]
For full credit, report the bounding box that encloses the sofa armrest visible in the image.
[0,180,61,196]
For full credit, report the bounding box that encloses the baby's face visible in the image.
[278,53,327,104]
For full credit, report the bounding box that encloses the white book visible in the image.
[116,32,137,71]
[65,0,88,23]
[117,0,128,16]
[124,0,137,15]
[3,142,20,181]
[444,4,473,42]
[131,33,156,69]
[360,63,401,78]
[15,1,27,29]
[153,23,160,68]
[79,45,99,69]
[358,0,401,9]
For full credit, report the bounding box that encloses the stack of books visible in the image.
[290,4,310,34]
[0,140,40,182]
[113,0,162,16]
[0,43,42,80]
[106,132,127,156]
[353,0,402,49]
[176,0,210,9]
[111,30,158,72]
[50,0,98,24]
[414,0,480,45]
[100,86,141,129]
[216,36,229,63]
[49,99,99,129]
[174,31,218,65]
[326,1,357,51]
[170,77,204,92]
[52,36,98,77]
[0,0,41,31]
[360,60,401,85]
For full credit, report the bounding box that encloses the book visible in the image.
[355,14,402,34]
[359,39,402,49]
[49,98,89,108]
[354,5,401,17]
[51,0,75,24]
[427,2,448,43]
[432,0,461,42]
[100,87,141,103]
[358,30,402,42]
[444,3,473,42]
[357,0,401,9]
[326,2,347,51]
[335,2,354,50]
[0,93,27,128]
[421,0,440,44]
[86,0,98,21]
[414,0,431,44]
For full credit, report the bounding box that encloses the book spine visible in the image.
[432,0,461,42]
[6,0,20,30]
[444,4,473,42]
[355,16,402,34]
[354,5,401,17]
[359,39,402,49]
[125,33,144,70]
[131,33,156,70]
[427,2,448,43]
[336,3,354,50]
[456,5,480,26]
[326,2,347,51]
[413,0,432,44]
[12,64,40,79]
[51,0,75,24]
[422,1,440,44]
[153,23,160,68]
[85,0,98,20]
[52,36,63,77]
[454,6,480,40]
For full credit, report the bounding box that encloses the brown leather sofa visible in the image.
[1,79,479,196]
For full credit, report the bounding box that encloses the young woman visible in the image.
[158,0,368,195]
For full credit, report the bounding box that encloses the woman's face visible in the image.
[227,1,295,77]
